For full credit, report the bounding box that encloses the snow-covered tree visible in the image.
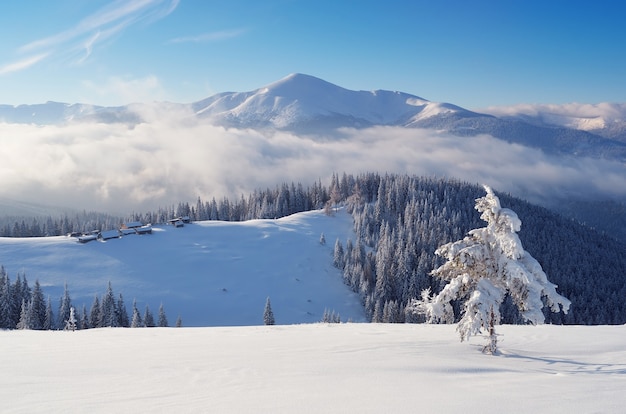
[175,315,182,327]
[30,280,45,330]
[130,300,143,328]
[263,297,275,325]
[117,294,129,327]
[16,299,31,330]
[89,295,101,328]
[43,296,54,330]
[409,186,570,354]
[321,308,341,323]
[158,303,168,327]
[100,281,118,327]
[144,305,155,327]
[64,307,77,331]
[0,272,13,329]
[57,283,72,330]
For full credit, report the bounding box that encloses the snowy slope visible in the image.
[0,209,365,326]
[1,323,625,413]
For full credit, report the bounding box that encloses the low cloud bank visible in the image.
[1,113,624,214]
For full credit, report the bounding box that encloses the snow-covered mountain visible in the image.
[191,73,483,131]
[2,73,624,161]
[482,102,626,143]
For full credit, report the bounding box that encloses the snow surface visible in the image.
[0,209,365,326]
[1,323,625,413]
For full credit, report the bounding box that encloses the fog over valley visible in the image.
[1,112,624,215]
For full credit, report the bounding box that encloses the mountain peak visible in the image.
[259,73,348,99]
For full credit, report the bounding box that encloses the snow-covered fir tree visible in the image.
[89,295,101,328]
[16,299,32,330]
[117,294,129,327]
[130,300,143,328]
[100,281,118,327]
[30,280,45,330]
[144,305,155,327]
[158,303,168,327]
[263,297,275,325]
[321,308,341,323]
[409,186,571,353]
[64,306,77,331]
[57,283,72,330]
[43,296,54,330]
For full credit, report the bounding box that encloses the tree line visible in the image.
[0,268,177,330]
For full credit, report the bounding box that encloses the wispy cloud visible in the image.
[0,53,49,75]
[1,0,179,75]
[167,28,247,44]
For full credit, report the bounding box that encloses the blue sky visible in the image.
[1,0,624,109]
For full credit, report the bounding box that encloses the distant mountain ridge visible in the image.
[1,73,625,161]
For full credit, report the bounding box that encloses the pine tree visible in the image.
[100,281,118,327]
[43,296,54,330]
[158,303,168,327]
[409,186,571,354]
[0,272,12,329]
[144,305,155,327]
[117,294,129,327]
[333,239,345,269]
[175,315,182,327]
[130,299,143,328]
[89,295,101,328]
[263,297,275,325]
[57,283,72,330]
[16,299,31,330]
[64,307,77,331]
[30,280,45,330]
[80,305,89,330]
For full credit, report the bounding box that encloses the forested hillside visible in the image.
[138,172,626,325]
[2,173,624,326]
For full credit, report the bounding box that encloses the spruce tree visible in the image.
[16,299,31,330]
[89,295,101,328]
[263,297,275,325]
[80,305,89,330]
[43,296,54,330]
[100,282,118,327]
[0,272,12,329]
[144,305,155,327]
[57,283,72,330]
[30,280,45,330]
[410,186,571,354]
[130,299,143,328]
[117,294,129,327]
[158,303,168,327]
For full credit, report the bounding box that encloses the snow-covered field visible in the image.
[0,209,365,326]
[2,323,625,413]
